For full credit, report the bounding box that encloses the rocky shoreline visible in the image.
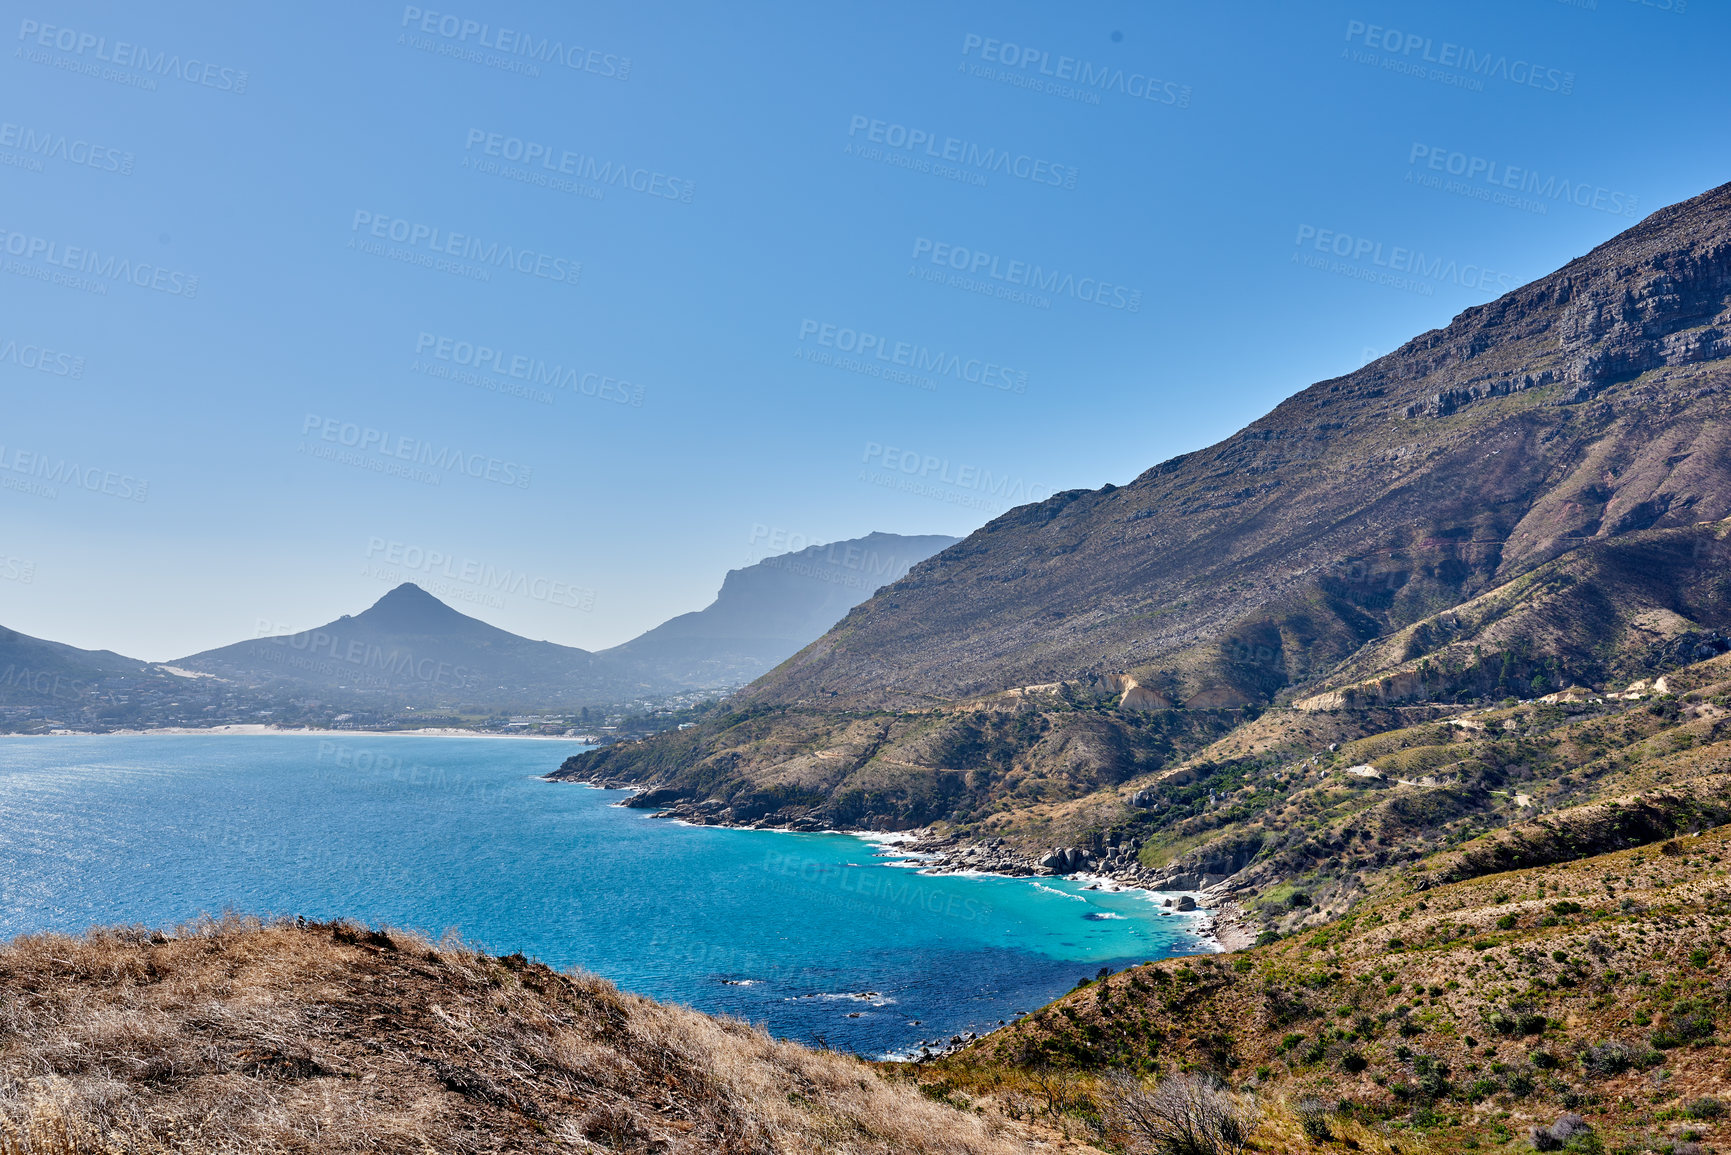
[899,831,1258,952]
[555,784,1259,952]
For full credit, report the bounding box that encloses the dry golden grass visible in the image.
[0,917,1056,1154]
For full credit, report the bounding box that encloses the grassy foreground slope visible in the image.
[0,920,1067,1155]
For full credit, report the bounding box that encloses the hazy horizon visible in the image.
[4,0,1727,660]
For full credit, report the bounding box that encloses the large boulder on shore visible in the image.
[1037,847,1093,874]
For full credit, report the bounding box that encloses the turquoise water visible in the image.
[0,734,1209,1055]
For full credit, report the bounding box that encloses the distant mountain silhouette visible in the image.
[0,626,244,730]
[176,583,612,709]
[170,532,958,710]
[601,532,958,687]
[0,530,964,727]
[0,626,151,701]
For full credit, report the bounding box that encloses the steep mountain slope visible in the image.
[751,181,1731,712]
[602,532,957,689]
[177,583,619,710]
[556,182,1731,831]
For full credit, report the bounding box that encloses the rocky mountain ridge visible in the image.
[747,181,1731,711]
[551,180,1731,849]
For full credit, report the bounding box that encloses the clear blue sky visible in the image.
[3,0,1725,660]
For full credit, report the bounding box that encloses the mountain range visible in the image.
[554,180,1731,839]
[0,531,955,729]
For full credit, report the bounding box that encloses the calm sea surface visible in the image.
[0,734,1210,1056]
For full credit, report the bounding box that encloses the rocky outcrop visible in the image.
[1294,669,1430,711]
[1122,683,1174,710]
[1145,835,1265,892]
[1401,369,1558,418]
[1037,847,1091,873]
[1104,673,1175,711]
[1559,222,1731,390]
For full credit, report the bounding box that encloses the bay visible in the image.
[0,734,1211,1056]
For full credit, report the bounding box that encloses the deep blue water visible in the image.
[0,734,1211,1056]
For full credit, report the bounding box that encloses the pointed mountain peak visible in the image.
[376,581,439,604]
[356,582,478,633]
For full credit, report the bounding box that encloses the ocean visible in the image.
[0,733,1210,1056]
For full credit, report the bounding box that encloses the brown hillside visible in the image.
[749,180,1731,711]
[0,919,1066,1155]
[922,824,1731,1155]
